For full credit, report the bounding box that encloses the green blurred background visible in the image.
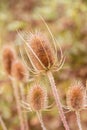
[0,0,87,130]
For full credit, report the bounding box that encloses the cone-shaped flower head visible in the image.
[11,60,29,82]
[2,46,16,75]
[67,81,86,111]
[29,85,47,111]
[28,32,56,71]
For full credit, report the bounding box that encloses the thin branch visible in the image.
[12,79,24,130]
[36,111,47,130]
[19,83,29,130]
[0,116,7,130]
[47,71,70,130]
[76,111,82,130]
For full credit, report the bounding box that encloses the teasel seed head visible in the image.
[2,46,16,75]
[11,60,29,82]
[67,81,86,111]
[29,85,47,111]
[28,32,55,71]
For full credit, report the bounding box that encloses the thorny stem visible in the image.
[0,116,7,130]
[19,83,29,130]
[76,111,82,130]
[36,111,47,130]
[47,71,70,130]
[12,79,24,130]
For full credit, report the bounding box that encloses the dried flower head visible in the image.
[29,85,47,111]
[11,60,29,82]
[28,32,55,70]
[67,81,86,111]
[18,30,65,75]
[2,46,16,75]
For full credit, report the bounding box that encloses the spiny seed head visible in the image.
[11,60,29,82]
[28,32,55,71]
[67,81,86,111]
[29,85,47,111]
[2,46,16,75]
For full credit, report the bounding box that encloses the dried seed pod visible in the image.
[11,60,29,82]
[29,85,47,111]
[67,81,86,111]
[28,32,55,71]
[2,46,16,75]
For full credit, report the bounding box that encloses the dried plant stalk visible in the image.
[12,79,24,130]
[36,111,47,130]
[19,83,29,130]
[0,116,7,130]
[76,111,82,130]
[47,71,70,130]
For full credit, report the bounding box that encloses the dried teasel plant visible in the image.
[2,45,25,130]
[11,59,29,130]
[17,18,70,130]
[22,84,48,130]
[66,81,87,130]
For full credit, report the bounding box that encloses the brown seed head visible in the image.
[67,81,86,111]
[29,85,47,111]
[28,32,55,71]
[11,60,29,82]
[2,46,16,75]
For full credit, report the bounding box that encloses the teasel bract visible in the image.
[66,81,87,130]
[17,17,70,130]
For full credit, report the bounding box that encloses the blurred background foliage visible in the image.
[0,0,87,130]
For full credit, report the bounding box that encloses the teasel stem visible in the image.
[36,111,47,130]
[12,79,24,130]
[47,71,70,130]
[19,82,29,130]
[0,116,7,130]
[76,111,82,130]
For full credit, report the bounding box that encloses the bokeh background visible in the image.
[0,0,87,130]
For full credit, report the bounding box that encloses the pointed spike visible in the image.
[53,56,65,72]
[19,46,35,73]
